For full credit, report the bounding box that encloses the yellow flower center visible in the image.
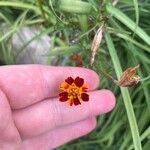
[68,84,81,99]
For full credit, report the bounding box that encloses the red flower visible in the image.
[59,77,89,106]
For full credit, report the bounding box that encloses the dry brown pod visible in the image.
[70,53,83,67]
[90,23,104,65]
[90,17,109,65]
[109,64,141,87]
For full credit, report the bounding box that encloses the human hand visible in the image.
[0,65,115,150]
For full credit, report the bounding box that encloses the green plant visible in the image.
[0,0,150,149]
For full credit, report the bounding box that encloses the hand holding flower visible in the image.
[0,65,115,150]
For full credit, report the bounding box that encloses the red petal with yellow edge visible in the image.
[82,86,88,92]
[81,93,89,101]
[59,92,68,102]
[69,100,73,106]
[73,98,81,105]
[65,77,74,85]
[60,81,69,90]
[74,77,84,87]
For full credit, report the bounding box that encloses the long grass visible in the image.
[0,0,150,149]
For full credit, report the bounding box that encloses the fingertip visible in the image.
[99,89,116,112]
[87,69,100,90]
[89,89,116,116]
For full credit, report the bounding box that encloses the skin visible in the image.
[0,65,116,150]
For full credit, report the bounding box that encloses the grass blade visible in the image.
[105,32,142,150]
[111,32,150,52]
[132,0,139,36]
[106,4,150,46]
[0,1,40,13]
[0,1,56,24]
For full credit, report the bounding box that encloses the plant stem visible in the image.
[105,32,142,150]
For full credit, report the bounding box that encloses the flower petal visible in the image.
[65,77,74,85]
[81,93,89,101]
[59,92,68,102]
[82,86,88,92]
[59,81,69,90]
[68,99,73,106]
[74,77,84,87]
[73,98,81,105]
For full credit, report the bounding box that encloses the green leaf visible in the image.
[59,0,92,14]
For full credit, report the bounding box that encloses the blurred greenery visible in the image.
[0,0,150,150]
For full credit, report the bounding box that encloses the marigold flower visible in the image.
[59,76,89,106]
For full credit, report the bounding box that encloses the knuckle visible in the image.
[50,101,64,128]
[36,65,47,95]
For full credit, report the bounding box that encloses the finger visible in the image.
[0,89,21,149]
[22,117,96,150]
[13,90,115,139]
[0,65,99,109]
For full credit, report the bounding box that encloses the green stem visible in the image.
[105,32,142,150]
[0,1,40,14]
[128,126,150,150]
[36,0,46,20]
[140,75,150,82]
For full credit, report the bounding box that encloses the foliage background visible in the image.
[0,0,150,149]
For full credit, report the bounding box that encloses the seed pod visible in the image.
[118,64,140,87]
[109,64,141,87]
[90,23,104,65]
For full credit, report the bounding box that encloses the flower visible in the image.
[59,77,89,106]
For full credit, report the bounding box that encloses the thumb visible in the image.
[0,89,21,149]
